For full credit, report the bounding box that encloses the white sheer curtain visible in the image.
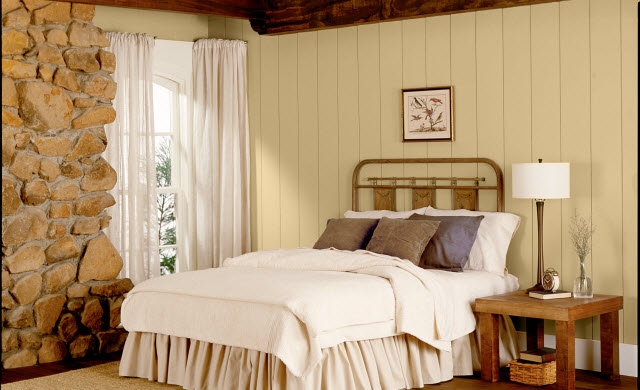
[191,39,251,269]
[104,32,160,284]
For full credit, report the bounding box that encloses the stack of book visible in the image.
[529,290,572,299]
[518,347,556,363]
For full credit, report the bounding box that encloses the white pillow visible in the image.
[424,206,520,275]
[344,207,429,220]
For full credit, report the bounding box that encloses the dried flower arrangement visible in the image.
[569,214,596,260]
[569,213,596,297]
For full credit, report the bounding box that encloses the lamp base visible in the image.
[526,283,546,293]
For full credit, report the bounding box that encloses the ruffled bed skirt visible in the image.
[119,315,519,390]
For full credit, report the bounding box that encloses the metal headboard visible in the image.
[352,158,504,212]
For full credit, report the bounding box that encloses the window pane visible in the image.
[153,83,173,133]
[157,192,176,244]
[153,73,181,275]
[160,248,176,275]
[155,136,172,187]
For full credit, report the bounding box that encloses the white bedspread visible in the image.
[121,248,518,377]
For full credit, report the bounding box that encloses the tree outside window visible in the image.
[156,137,176,274]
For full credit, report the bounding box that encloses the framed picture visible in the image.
[402,86,454,142]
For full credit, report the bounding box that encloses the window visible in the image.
[152,39,194,274]
[153,76,181,275]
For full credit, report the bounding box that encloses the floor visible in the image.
[1,353,122,384]
[1,355,637,389]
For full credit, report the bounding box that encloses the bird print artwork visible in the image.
[404,89,451,140]
[408,94,446,132]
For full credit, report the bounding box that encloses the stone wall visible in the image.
[2,0,131,369]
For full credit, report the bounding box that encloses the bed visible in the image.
[119,157,522,390]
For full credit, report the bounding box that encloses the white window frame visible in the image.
[153,74,181,273]
[153,39,195,273]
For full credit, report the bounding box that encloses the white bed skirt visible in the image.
[119,315,519,390]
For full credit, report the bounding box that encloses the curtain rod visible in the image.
[127,34,248,43]
[191,38,248,44]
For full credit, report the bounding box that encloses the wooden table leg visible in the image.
[600,310,620,380]
[526,317,544,350]
[555,320,576,390]
[479,312,499,382]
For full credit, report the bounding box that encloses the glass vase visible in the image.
[573,255,593,298]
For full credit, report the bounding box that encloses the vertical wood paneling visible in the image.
[531,1,562,336]
[425,16,451,87]
[402,18,426,90]
[531,3,563,287]
[589,0,623,339]
[259,36,280,249]
[244,22,262,250]
[450,13,479,201]
[620,0,638,345]
[317,30,340,228]
[379,22,405,210]
[425,15,452,209]
[559,0,593,339]
[297,32,319,247]
[402,19,428,208]
[357,24,381,209]
[217,0,636,346]
[503,5,533,290]
[278,35,300,248]
[475,9,504,212]
[337,27,360,213]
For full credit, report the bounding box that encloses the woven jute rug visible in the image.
[2,361,181,390]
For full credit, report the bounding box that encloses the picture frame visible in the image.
[402,86,454,142]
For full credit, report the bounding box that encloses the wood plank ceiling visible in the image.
[70,0,564,35]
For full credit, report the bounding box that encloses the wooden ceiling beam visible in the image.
[69,0,564,35]
[253,0,565,35]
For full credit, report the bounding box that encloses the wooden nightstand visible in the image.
[475,290,623,390]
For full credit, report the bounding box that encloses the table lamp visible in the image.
[512,159,570,292]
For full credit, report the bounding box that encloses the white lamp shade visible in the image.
[512,162,570,199]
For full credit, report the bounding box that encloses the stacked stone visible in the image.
[2,0,132,369]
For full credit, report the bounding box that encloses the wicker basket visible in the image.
[509,359,556,386]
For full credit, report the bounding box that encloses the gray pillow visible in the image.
[313,218,379,251]
[365,217,440,265]
[408,214,484,271]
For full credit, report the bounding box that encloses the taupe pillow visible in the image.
[408,214,484,271]
[313,218,379,251]
[365,217,440,265]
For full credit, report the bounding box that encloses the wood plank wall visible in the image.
[211,0,637,345]
[95,0,637,345]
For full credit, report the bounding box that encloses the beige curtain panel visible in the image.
[104,32,160,284]
[190,39,251,269]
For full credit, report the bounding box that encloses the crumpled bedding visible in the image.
[121,248,518,377]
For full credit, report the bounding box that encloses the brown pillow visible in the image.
[365,217,440,265]
[408,214,484,271]
[313,218,379,251]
